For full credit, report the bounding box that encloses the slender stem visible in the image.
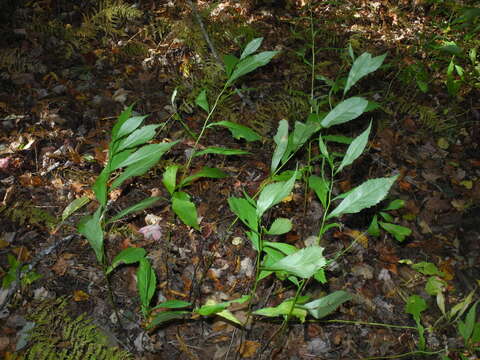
[315,319,417,330]
[317,165,335,243]
[183,84,228,176]
[309,7,316,113]
[362,349,445,360]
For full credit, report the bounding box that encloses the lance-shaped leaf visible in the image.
[228,197,258,231]
[266,218,292,235]
[179,167,228,188]
[114,142,178,170]
[106,247,146,275]
[208,121,261,142]
[137,258,157,316]
[223,54,239,77]
[148,311,190,328]
[62,196,90,221]
[240,37,263,59]
[107,197,161,224]
[302,291,352,319]
[163,165,180,195]
[256,171,296,218]
[116,124,160,152]
[195,89,209,113]
[172,191,199,230]
[336,122,371,173]
[264,245,326,279]
[379,222,412,242]
[111,105,134,141]
[227,51,279,85]
[344,52,387,95]
[253,298,308,322]
[309,175,330,208]
[327,175,398,219]
[193,147,250,157]
[271,119,289,174]
[78,207,104,264]
[320,97,368,128]
[114,115,148,141]
[93,168,110,207]
[111,147,173,190]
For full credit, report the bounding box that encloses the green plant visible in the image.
[368,199,412,242]
[1,254,41,289]
[77,105,177,321]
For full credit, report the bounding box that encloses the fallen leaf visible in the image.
[238,340,260,358]
[73,290,89,301]
[345,229,368,248]
[12,247,31,262]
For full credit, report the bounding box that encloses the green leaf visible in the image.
[265,245,326,279]
[228,197,258,232]
[116,124,160,152]
[336,121,371,173]
[379,222,411,242]
[411,262,445,277]
[196,296,250,316]
[110,148,168,190]
[107,197,161,224]
[379,211,393,222]
[309,175,330,208]
[266,218,292,235]
[384,199,405,211]
[227,50,279,85]
[109,148,134,170]
[77,207,104,264]
[93,168,110,207]
[148,311,189,328]
[256,171,296,218]
[193,147,250,157]
[367,214,380,237]
[152,300,192,310]
[318,135,330,160]
[322,135,353,144]
[114,142,178,170]
[163,165,180,195]
[425,276,446,296]
[223,54,239,77]
[458,301,479,341]
[208,121,261,142]
[246,230,260,251]
[264,241,298,255]
[320,97,369,128]
[327,175,398,219]
[62,196,90,221]
[172,191,199,229]
[240,37,263,59]
[111,105,134,141]
[405,295,427,320]
[271,119,289,174]
[114,115,148,140]
[179,167,228,188]
[195,89,210,113]
[344,52,387,95]
[253,298,307,322]
[106,247,146,275]
[302,291,352,319]
[137,257,157,316]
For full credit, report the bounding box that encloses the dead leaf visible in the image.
[12,247,31,262]
[345,229,368,248]
[238,340,260,358]
[73,290,89,301]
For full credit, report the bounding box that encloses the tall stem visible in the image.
[183,84,228,176]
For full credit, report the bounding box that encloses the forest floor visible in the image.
[0,1,479,359]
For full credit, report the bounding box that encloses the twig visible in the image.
[0,235,75,312]
[185,0,255,109]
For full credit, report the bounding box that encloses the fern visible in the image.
[14,297,133,360]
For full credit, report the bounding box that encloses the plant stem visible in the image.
[183,84,228,176]
[317,165,335,243]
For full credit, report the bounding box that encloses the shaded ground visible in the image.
[0,0,479,359]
